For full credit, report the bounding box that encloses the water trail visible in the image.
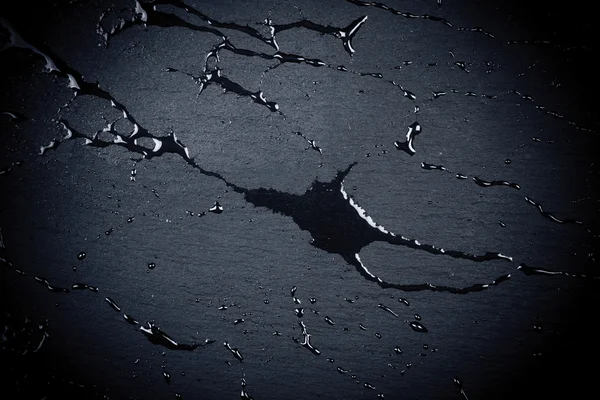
[453,377,469,400]
[512,90,594,132]
[124,314,139,325]
[240,377,255,399]
[267,15,368,55]
[140,322,203,350]
[517,263,598,280]
[343,0,452,28]
[224,341,244,362]
[71,283,99,292]
[152,0,276,47]
[421,162,521,190]
[298,321,320,355]
[377,304,398,318]
[204,35,419,105]
[421,162,450,172]
[220,163,512,294]
[473,177,520,190]
[524,197,592,233]
[98,0,224,45]
[165,66,281,114]
[0,160,23,177]
[34,276,70,293]
[294,131,323,154]
[105,297,121,312]
[457,26,494,38]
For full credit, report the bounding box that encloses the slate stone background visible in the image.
[1,0,598,399]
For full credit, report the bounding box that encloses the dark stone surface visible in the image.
[1,1,598,399]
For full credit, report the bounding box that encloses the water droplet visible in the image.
[409,321,428,333]
[209,201,224,213]
[124,314,138,325]
[77,252,86,260]
[105,297,121,312]
[224,342,243,362]
[148,262,156,269]
[378,304,399,317]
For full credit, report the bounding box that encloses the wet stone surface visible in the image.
[0,0,598,399]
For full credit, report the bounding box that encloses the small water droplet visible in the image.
[209,201,224,213]
[148,262,156,269]
[77,252,86,260]
[409,321,428,333]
